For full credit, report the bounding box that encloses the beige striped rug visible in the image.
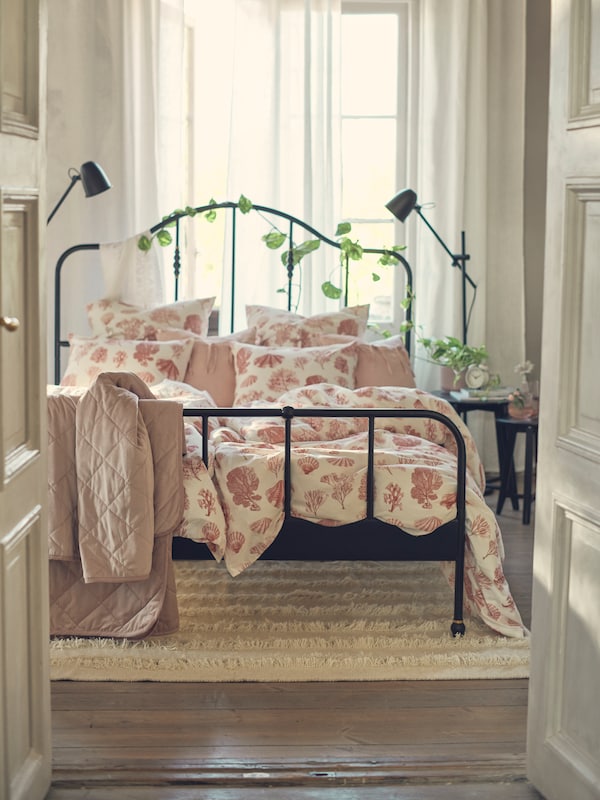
[49,560,529,682]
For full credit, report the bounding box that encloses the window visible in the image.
[177,2,418,325]
[340,1,417,329]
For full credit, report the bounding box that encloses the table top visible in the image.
[495,415,539,429]
[433,391,510,413]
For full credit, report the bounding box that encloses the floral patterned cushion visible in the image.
[60,336,194,387]
[86,297,216,339]
[230,341,359,406]
[245,304,369,347]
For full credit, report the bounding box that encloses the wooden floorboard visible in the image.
[49,497,541,798]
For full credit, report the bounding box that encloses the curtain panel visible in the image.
[185,0,342,328]
[411,0,526,465]
[46,0,185,372]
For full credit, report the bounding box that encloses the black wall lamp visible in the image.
[47,161,112,224]
[386,188,476,345]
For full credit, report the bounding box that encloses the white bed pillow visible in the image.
[86,297,216,339]
[230,341,359,406]
[60,336,194,387]
[245,304,369,347]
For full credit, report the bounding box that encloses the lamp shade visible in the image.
[79,161,112,197]
[385,189,418,222]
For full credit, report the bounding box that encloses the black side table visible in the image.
[434,392,512,497]
[495,416,539,525]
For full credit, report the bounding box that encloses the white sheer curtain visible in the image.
[46,0,185,377]
[410,0,526,466]
[186,0,342,330]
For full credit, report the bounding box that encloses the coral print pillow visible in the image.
[246,304,369,347]
[230,341,359,406]
[86,297,216,340]
[60,336,194,387]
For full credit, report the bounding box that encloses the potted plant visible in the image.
[418,335,489,391]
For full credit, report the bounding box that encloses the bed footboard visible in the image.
[178,405,468,637]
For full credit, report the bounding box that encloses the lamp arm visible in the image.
[416,207,476,290]
[47,173,81,224]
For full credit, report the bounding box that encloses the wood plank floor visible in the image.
[48,496,543,799]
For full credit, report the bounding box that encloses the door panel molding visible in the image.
[558,181,600,462]
[542,497,600,792]
[568,0,600,126]
[0,191,41,486]
[0,0,40,137]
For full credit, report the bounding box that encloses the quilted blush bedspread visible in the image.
[47,376,528,639]
[47,372,185,638]
[163,382,528,639]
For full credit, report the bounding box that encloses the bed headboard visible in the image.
[54,200,413,384]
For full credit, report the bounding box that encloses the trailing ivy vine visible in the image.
[137,195,411,330]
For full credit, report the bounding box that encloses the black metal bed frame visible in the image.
[54,201,413,384]
[53,201,471,635]
[176,405,468,636]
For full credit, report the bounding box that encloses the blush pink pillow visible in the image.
[245,304,369,347]
[86,297,216,339]
[230,341,359,406]
[157,328,257,406]
[317,334,415,389]
[60,336,194,387]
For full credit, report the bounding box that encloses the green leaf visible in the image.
[137,235,152,252]
[378,246,407,266]
[276,287,287,294]
[281,239,321,267]
[161,211,181,228]
[321,281,343,299]
[238,194,253,214]
[156,229,173,247]
[204,198,218,222]
[339,237,363,261]
[371,272,381,282]
[335,221,351,236]
[293,239,321,258]
[184,205,198,217]
[263,230,287,250]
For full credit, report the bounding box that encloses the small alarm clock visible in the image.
[465,364,489,389]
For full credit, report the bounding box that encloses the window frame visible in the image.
[340,0,419,331]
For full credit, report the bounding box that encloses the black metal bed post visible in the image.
[53,243,99,384]
[450,419,467,637]
[282,406,293,518]
[54,253,64,385]
[343,253,349,308]
[230,206,237,332]
[400,252,413,355]
[286,220,294,312]
[366,416,375,518]
[173,218,181,301]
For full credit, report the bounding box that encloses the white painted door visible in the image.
[527,1,600,798]
[0,0,51,799]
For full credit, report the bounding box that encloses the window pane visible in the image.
[343,221,409,326]
[341,118,397,218]
[341,15,398,116]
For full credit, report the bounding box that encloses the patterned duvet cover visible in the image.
[151,380,528,639]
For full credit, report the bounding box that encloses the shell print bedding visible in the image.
[152,381,528,639]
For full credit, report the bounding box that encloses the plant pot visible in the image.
[441,366,466,392]
[508,403,537,420]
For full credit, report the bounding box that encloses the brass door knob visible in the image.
[0,316,20,332]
